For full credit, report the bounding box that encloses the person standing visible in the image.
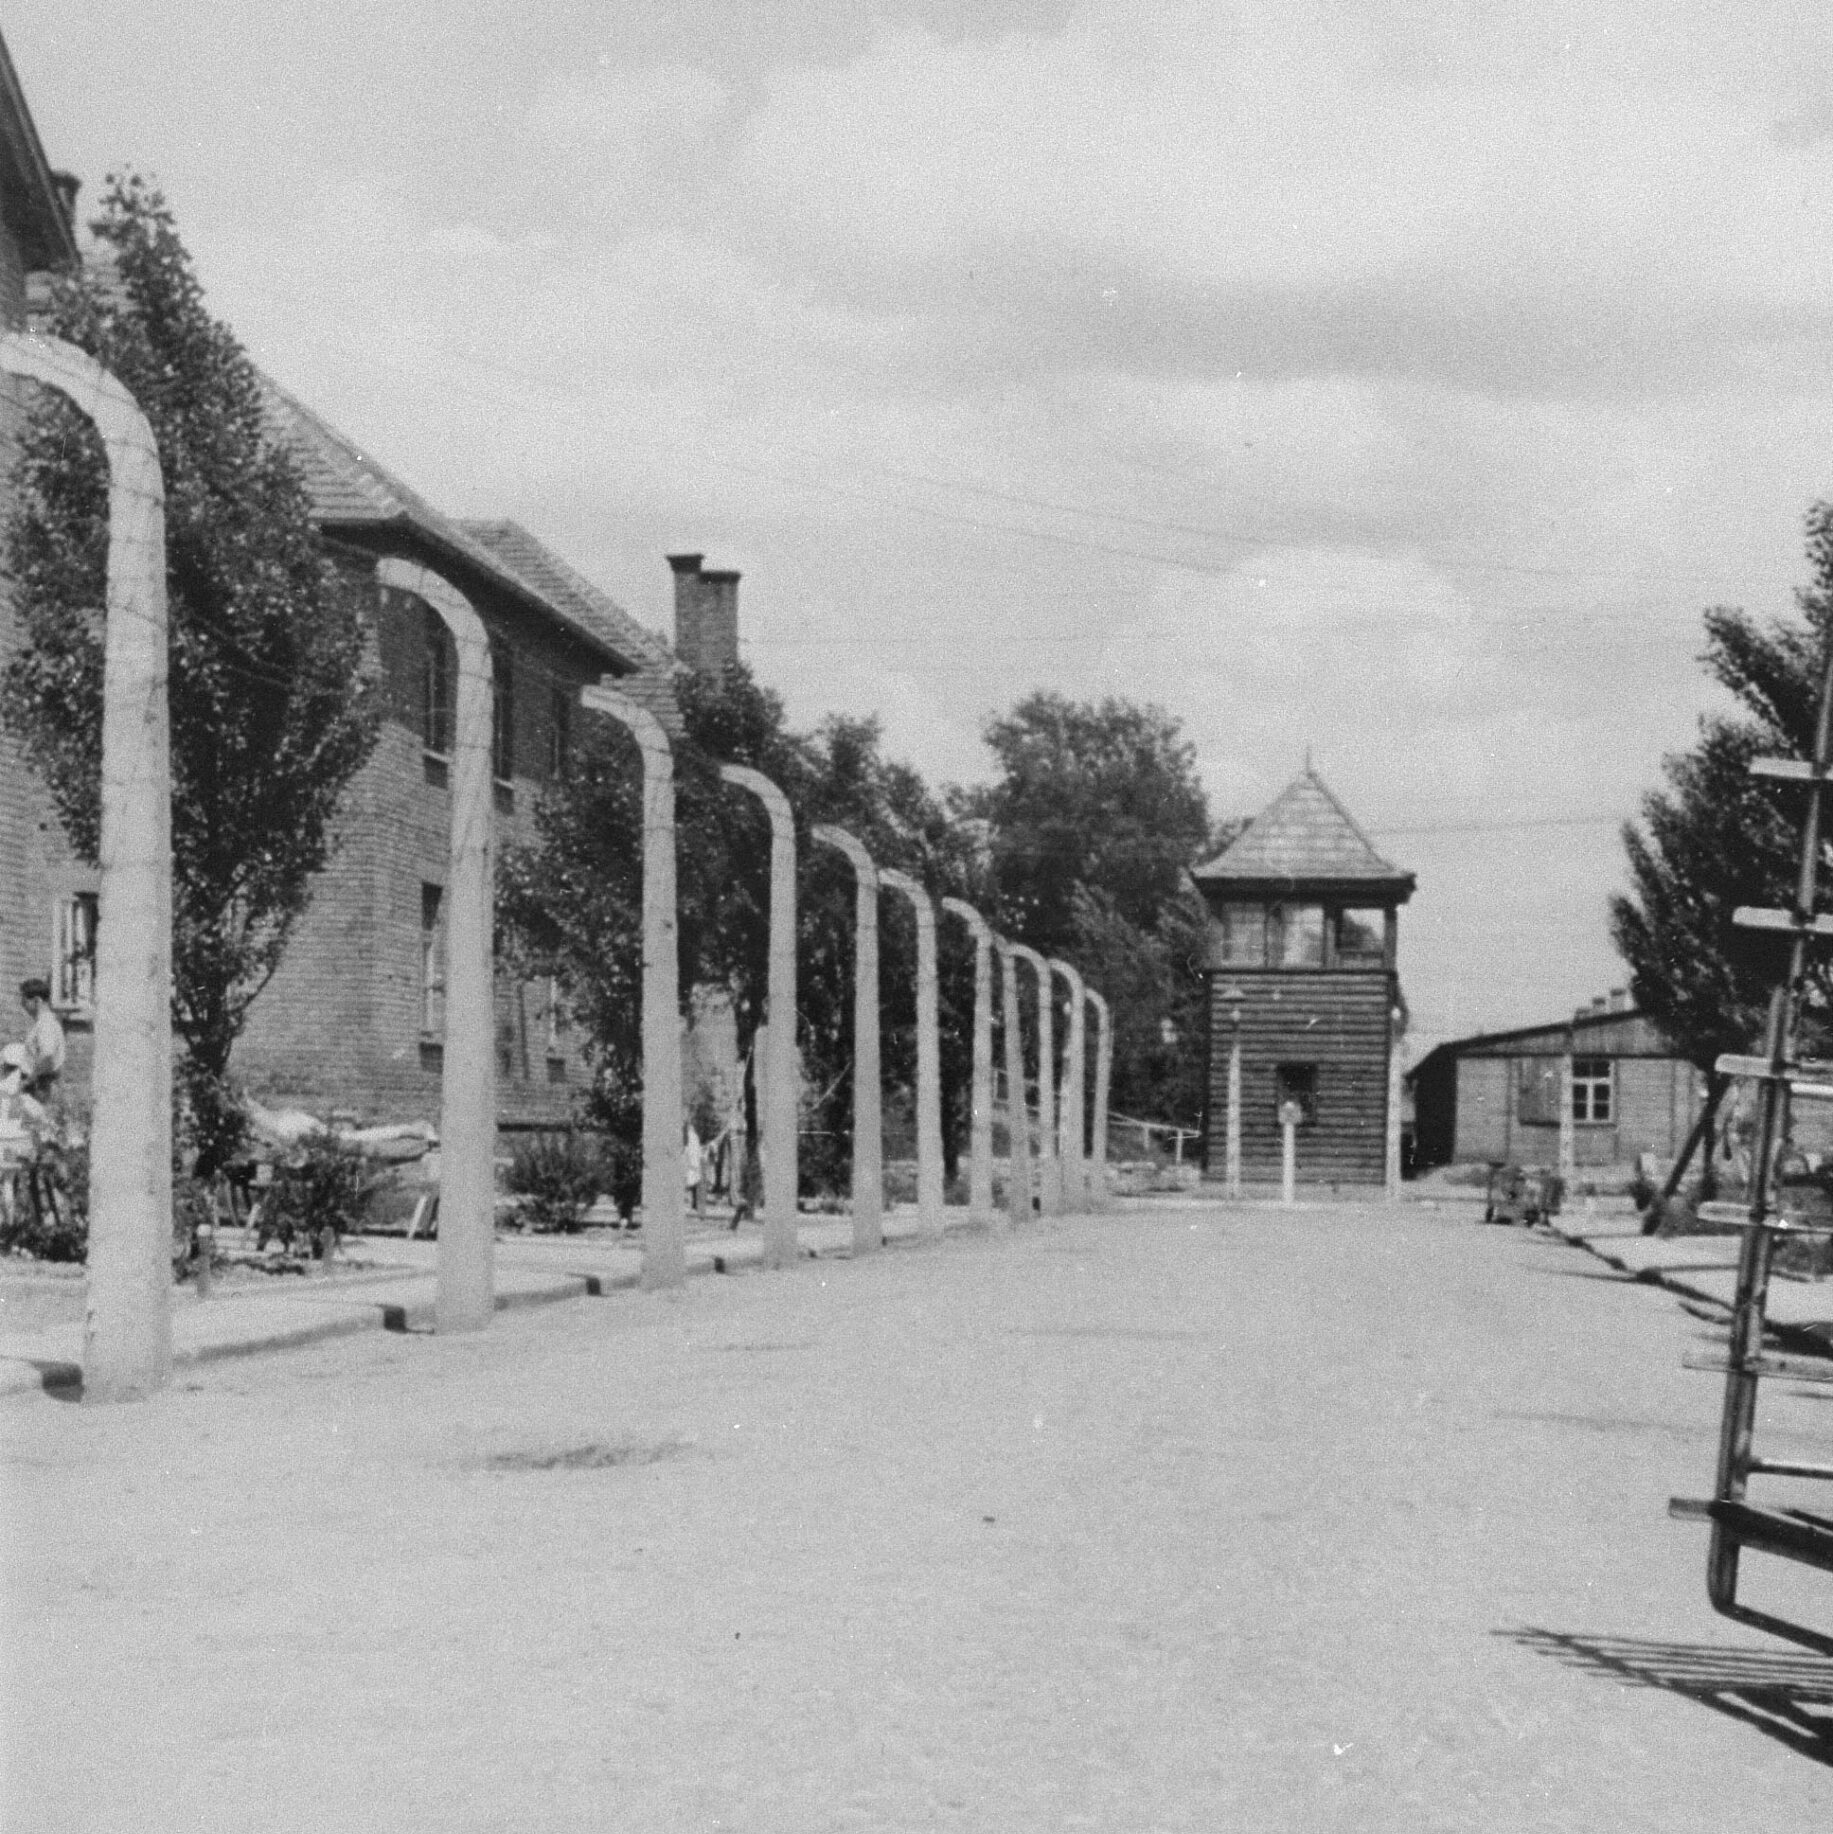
[684,1122,705,1218]
[16,979,64,1102]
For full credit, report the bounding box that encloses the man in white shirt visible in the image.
[17,979,64,1100]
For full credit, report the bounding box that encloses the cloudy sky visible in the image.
[12,1,1833,1054]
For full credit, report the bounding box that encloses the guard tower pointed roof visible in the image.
[1193,767,1415,901]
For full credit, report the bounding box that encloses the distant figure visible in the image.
[15,979,64,1102]
[684,1123,705,1217]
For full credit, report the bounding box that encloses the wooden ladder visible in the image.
[1667,639,1833,1656]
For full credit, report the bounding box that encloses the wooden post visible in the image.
[812,826,882,1255]
[1281,1104,1299,1205]
[1088,988,1113,1211]
[881,870,944,1238]
[996,936,1031,1228]
[721,766,799,1271]
[580,685,685,1289]
[1050,959,1087,1211]
[1559,1037,1577,1193]
[1009,944,1060,1214]
[380,561,496,1331]
[2,335,173,1401]
[941,899,995,1223]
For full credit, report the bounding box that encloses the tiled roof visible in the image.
[1194,768,1413,890]
[458,520,673,674]
[260,380,661,672]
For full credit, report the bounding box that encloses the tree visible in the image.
[2,175,381,1170]
[1611,503,1833,1071]
[955,692,1214,1130]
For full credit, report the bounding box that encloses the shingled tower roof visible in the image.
[1193,767,1415,900]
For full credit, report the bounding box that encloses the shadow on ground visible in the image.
[1502,1627,1833,1766]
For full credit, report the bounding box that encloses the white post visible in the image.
[1281,1105,1299,1205]
[2,335,173,1401]
[942,898,995,1224]
[1010,944,1061,1214]
[996,937,1030,1229]
[1050,959,1087,1212]
[812,826,882,1255]
[379,561,495,1331]
[721,766,799,1270]
[881,870,944,1239]
[1385,1004,1404,1201]
[1088,988,1112,1211]
[580,685,685,1289]
[1225,1003,1243,1200]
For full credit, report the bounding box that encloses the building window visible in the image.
[1572,1057,1613,1123]
[545,976,570,1056]
[493,647,515,784]
[1216,903,1267,967]
[52,892,98,1013]
[423,606,452,757]
[1275,1062,1318,1125]
[421,884,446,1037]
[1335,908,1385,968]
[547,684,572,781]
[1270,902,1326,969]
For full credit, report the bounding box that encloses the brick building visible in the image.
[1193,768,1414,1187]
[0,36,90,1089]
[1408,997,1706,1173]
[230,385,681,1125]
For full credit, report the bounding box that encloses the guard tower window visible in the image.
[1216,902,1267,967]
[1271,902,1325,969]
[1335,908,1385,968]
[1275,1062,1318,1125]
[1572,1057,1614,1123]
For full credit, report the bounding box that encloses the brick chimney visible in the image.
[666,552,740,674]
[1607,987,1630,1013]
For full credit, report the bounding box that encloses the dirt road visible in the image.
[4,1200,1829,1830]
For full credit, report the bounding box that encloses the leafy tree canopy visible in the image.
[2,174,381,1167]
[1612,503,1833,1070]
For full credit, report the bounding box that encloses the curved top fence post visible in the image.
[881,869,944,1238]
[1087,987,1113,1212]
[378,558,497,1331]
[1007,943,1060,1215]
[1049,959,1087,1213]
[941,898,996,1225]
[994,935,1032,1228]
[721,765,799,1270]
[812,825,882,1255]
[1,333,173,1402]
[580,682,685,1289]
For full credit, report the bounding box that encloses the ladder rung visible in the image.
[1733,906,1833,937]
[1693,1199,1833,1234]
[1749,1457,1833,1481]
[1748,758,1830,783]
[1668,1498,1833,1575]
[1682,1349,1833,1385]
[1711,1052,1833,1099]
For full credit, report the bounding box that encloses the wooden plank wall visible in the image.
[1206,971,1394,1184]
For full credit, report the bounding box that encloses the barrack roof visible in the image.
[1194,767,1414,896]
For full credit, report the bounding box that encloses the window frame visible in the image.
[422,604,452,760]
[420,883,447,1040]
[1571,1056,1614,1124]
[51,891,98,1016]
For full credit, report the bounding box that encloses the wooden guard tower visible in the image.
[1193,768,1415,1187]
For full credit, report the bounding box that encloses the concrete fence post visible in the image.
[1008,944,1060,1215]
[996,936,1031,1228]
[941,898,995,1225]
[1050,959,1087,1213]
[379,560,496,1331]
[1385,1005,1404,1201]
[812,827,883,1255]
[881,870,944,1239]
[1088,988,1113,1212]
[721,766,799,1271]
[2,334,173,1401]
[580,684,685,1289]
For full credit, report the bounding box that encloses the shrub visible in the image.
[506,1131,602,1232]
[1,1137,196,1272]
[257,1132,374,1256]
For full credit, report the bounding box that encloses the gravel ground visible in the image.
[3,1200,1830,1831]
